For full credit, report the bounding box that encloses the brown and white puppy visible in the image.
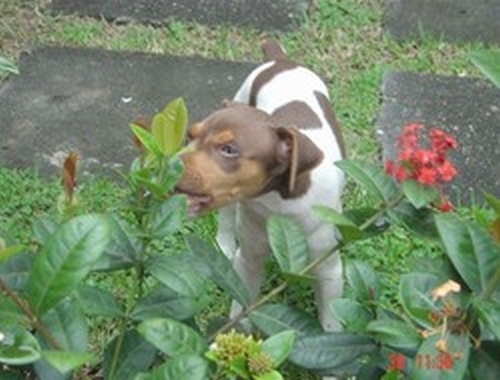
[177,39,346,332]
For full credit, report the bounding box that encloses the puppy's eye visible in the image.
[218,143,239,158]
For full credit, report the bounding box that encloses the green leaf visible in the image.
[130,123,161,156]
[262,330,295,367]
[0,295,27,325]
[0,326,41,365]
[470,50,500,88]
[150,195,187,238]
[0,252,32,291]
[32,217,59,245]
[412,333,469,379]
[336,160,400,204]
[27,215,110,315]
[104,330,157,380]
[146,255,207,297]
[329,298,373,333]
[401,180,439,209]
[399,272,441,329]
[41,351,93,374]
[473,299,500,340]
[0,56,19,75]
[470,340,500,380]
[388,200,438,239]
[93,214,141,271]
[148,354,208,380]
[131,285,207,321]
[345,259,381,301]
[366,320,422,355]
[435,213,500,293]
[39,298,88,352]
[185,235,251,307]
[314,206,363,242]
[76,285,124,318]
[289,332,376,370]
[153,97,188,156]
[137,318,207,357]
[256,371,283,380]
[249,304,323,337]
[267,215,309,274]
[0,244,24,264]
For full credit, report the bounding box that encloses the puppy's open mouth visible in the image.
[177,190,213,215]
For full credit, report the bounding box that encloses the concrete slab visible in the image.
[49,0,308,31]
[384,0,500,45]
[0,46,256,177]
[376,71,500,205]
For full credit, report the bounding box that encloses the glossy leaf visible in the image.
[401,180,439,209]
[0,243,24,264]
[0,252,32,291]
[130,123,161,156]
[470,50,500,88]
[76,285,124,318]
[399,272,441,329]
[0,295,27,325]
[27,215,110,315]
[366,319,421,355]
[104,330,157,380]
[314,206,363,242]
[388,200,438,239]
[249,304,323,337]
[267,215,309,274]
[153,97,188,156]
[262,330,295,367]
[131,285,207,321]
[41,351,93,374]
[146,255,207,297]
[0,326,41,365]
[93,213,141,271]
[39,298,88,352]
[256,371,283,380]
[336,160,400,204]
[473,299,500,340]
[329,298,373,333]
[345,259,381,302]
[150,195,187,239]
[289,332,376,370]
[470,340,500,380]
[147,354,208,380]
[137,318,207,357]
[32,217,59,245]
[412,333,469,380]
[435,213,500,294]
[185,235,251,307]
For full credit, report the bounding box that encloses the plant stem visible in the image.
[0,279,62,350]
[210,193,406,339]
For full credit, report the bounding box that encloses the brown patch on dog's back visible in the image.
[272,101,322,130]
[314,91,346,158]
[249,61,298,107]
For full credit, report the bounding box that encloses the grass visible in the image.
[0,0,489,378]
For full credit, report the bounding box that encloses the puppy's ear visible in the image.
[187,122,204,140]
[276,127,324,197]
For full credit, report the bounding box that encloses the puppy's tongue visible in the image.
[185,194,212,216]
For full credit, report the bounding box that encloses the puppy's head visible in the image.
[176,104,323,214]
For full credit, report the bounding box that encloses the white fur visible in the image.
[217,61,345,333]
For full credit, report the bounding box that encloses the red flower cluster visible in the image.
[385,123,458,212]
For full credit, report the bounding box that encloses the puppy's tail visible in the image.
[261,39,287,62]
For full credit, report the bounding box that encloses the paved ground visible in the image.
[0,47,255,178]
[50,0,308,31]
[384,0,500,45]
[376,71,500,204]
